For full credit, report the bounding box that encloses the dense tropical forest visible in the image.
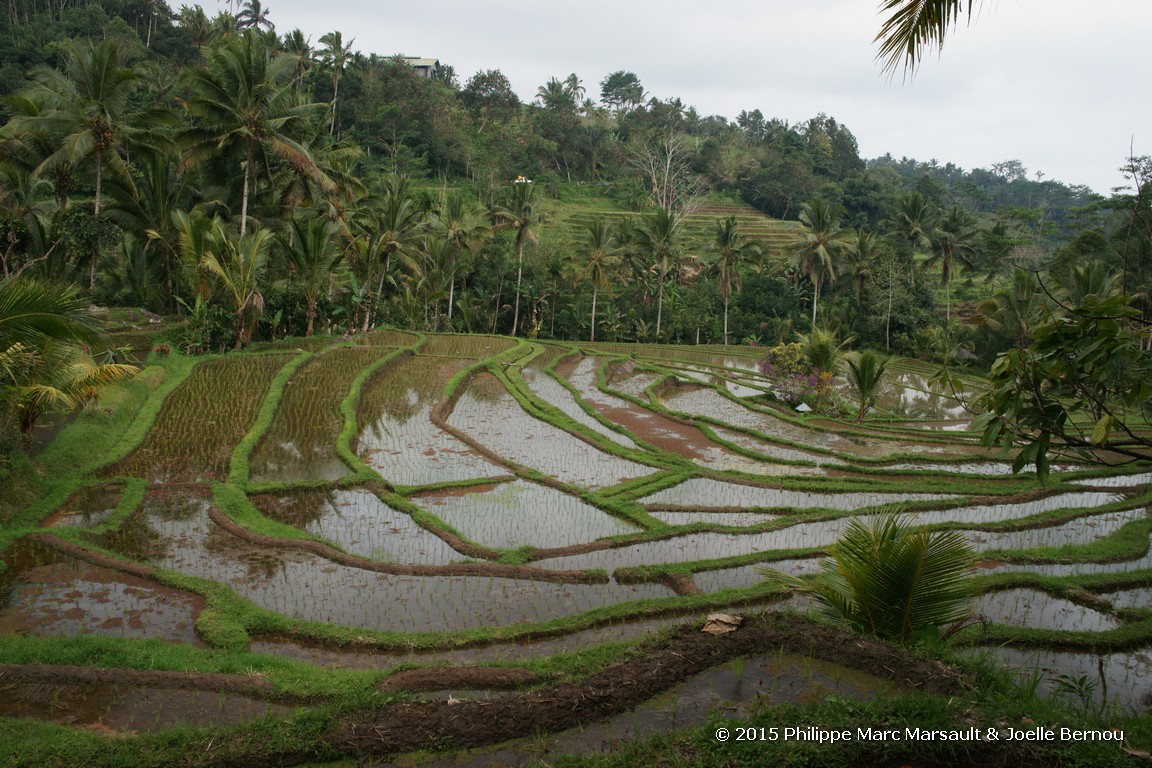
[0,0,1150,464]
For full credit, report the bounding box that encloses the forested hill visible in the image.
[0,0,1101,226]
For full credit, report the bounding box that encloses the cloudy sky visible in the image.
[261,0,1151,195]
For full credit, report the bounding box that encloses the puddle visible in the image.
[249,346,386,482]
[251,488,469,564]
[111,355,290,483]
[0,538,203,644]
[377,652,897,768]
[357,356,505,486]
[0,680,294,732]
[448,373,652,489]
[988,647,1152,713]
[973,588,1121,632]
[410,481,638,550]
[42,482,123,528]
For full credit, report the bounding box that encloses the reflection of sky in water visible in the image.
[448,374,652,489]
[520,365,639,450]
[966,508,1147,551]
[640,477,955,510]
[974,588,1121,631]
[412,480,638,550]
[990,646,1152,713]
[149,506,672,633]
[256,488,468,564]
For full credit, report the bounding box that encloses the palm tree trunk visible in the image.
[90,151,103,290]
[723,294,729,347]
[590,285,597,342]
[512,241,523,337]
[306,297,316,336]
[240,142,252,237]
[812,279,820,326]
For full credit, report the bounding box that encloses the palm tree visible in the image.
[789,199,853,325]
[318,31,354,136]
[431,191,490,324]
[892,190,935,255]
[843,350,890,422]
[10,40,149,289]
[924,205,977,322]
[282,29,313,81]
[875,0,971,75]
[762,511,976,645]
[569,218,619,342]
[181,30,331,237]
[709,216,762,346]
[236,0,274,31]
[198,226,273,350]
[492,178,547,337]
[841,229,880,304]
[636,206,683,340]
[348,176,424,331]
[279,214,343,336]
[0,276,101,352]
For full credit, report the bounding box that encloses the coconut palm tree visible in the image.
[318,31,354,136]
[569,218,619,342]
[198,226,273,349]
[789,199,854,325]
[709,216,763,346]
[431,191,490,324]
[280,214,343,336]
[236,0,274,31]
[875,0,971,75]
[492,178,547,337]
[181,30,331,237]
[924,205,977,322]
[762,511,976,645]
[635,206,684,340]
[9,39,150,289]
[843,349,890,422]
[0,276,101,353]
[892,190,935,255]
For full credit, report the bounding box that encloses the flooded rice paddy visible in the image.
[5,335,1152,731]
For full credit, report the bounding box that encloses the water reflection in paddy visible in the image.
[143,502,670,633]
[974,588,1121,631]
[411,481,638,550]
[252,488,468,564]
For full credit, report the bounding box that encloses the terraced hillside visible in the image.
[2,333,1149,765]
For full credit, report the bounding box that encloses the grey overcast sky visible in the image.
[260,0,1151,195]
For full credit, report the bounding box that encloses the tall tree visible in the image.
[924,204,977,322]
[569,217,619,342]
[709,216,762,346]
[492,178,546,337]
[636,206,683,339]
[10,40,149,289]
[789,199,854,325]
[182,30,332,237]
[318,31,354,136]
[279,214,343,336]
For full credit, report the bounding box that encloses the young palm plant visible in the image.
[843,349,890,422]
[761,511,976,645]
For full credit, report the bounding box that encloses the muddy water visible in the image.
[42,482,123,528]
[990,647,1152,713]
[356,356,506,486]
[249,346,386,483]
[375,652,897,768]
[0,538,203,644]
[0,680,294,732]
[1101,588,1152,611]
[986,534,1152,576]
[1072,472,1152,489]
[142,503,672,633]
[706,424,841,469]
[410,481,638,550]
[872,369,970,420]
[521,363,639,450]
[251,488,470,564]
[563,357,790,475]
[447,373,652,489]
[974,588,1122,632]
[651,510,780,527]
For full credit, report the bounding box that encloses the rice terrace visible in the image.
[2,327,1151,766]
